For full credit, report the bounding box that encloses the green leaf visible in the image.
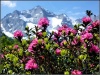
[13,57,18,64]
[54,43,59,47]
[44,38,48,43]
[18,49,23,56]
[43,32,47,37]
[38,39,42,44]
[0,64,4,73]
[25,51,30,56]
[25,26,29,30]
[22,39,27,45]
[64,71,69,75]
[45,43,50,50]
[61,49,67,56]
[8,70,13,74]
[5,54,19,64]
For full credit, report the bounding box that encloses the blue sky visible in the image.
[1,1,99,19]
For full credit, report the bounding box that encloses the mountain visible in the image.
[2,6,98,38]
[1,6,74,38]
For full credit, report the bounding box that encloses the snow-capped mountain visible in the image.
[1,5,88,38]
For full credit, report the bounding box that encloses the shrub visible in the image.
[0,10,100,74]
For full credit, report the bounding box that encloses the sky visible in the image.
[1,0,99,20]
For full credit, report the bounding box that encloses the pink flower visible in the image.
[55,49,61,55]
[92,20,100,27]
[28,38,38,52]
[25,58,38,70]
[37,32,42,37]
[58,25,67,32]
[14,30,23,39]
[13,45,19,49]
[70,28,77,34]
[38,17,49,28]
[54,32,61,37]
[71,38,78,45]
[71,70,82,75]
[86,25,93,31]
[81,32,93,40]
[60,40,66,46]
[90,44,100,53]
[53,37,57,41]
[65,27,76,35]
[81,30,88,35]
[28,43,34,52]
[82,16,92,25]
[32,63,38,69]
[90,64,94,68]
[0,54,4,58]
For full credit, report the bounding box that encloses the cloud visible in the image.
[1,1,16,8]
[73,7,81,9]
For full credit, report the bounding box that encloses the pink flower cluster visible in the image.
[55,48,61,55]
[0,54,4,59]
[81,32,93,40]
[25,58,38,70]
[60,40,66,46]
[92,20,100,27]
[38,17,49,28]
[90,44,100,53]
[71,70,82,75]
[54,32,61,37]
[82,16,92,25]
[58,25,77,35]
[36,32,42,37]
[13,44,19,49]
[86,25,93,31]
[14,30,23,39]
[28,38,38,52]
[58,25,68,32]
[71,38,78,45]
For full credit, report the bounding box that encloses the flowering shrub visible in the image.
[0,10,100,74]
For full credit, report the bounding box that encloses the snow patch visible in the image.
[1,24,13,37]
[9,15,12,17]
[20,15,33,22]
[69,17,77,25]
[48,17,62,28]
[26,23,37,30]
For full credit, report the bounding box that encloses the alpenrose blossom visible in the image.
[90,44,100,53]
[92,20,100,27]
[36,32,42,37]
[82,16,92,25]
[28,38,38,52]
[86,25,93,31]
[14,30,23,39]
[66,27,77,35]
[81,32,93,40]
[57,25,77,35]
[38,17,49,28]
[58,25,68,32]
[0,54,4,59]
[54,32,61,38]
[71,70,82,75]
[13,45,19,49]
[60,40,66,46]
[71,38,78,45]
[25,58,38,70]
[55,49,61,55]
[70,28,77,35]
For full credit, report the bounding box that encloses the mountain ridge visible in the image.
[1,6,99,38]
